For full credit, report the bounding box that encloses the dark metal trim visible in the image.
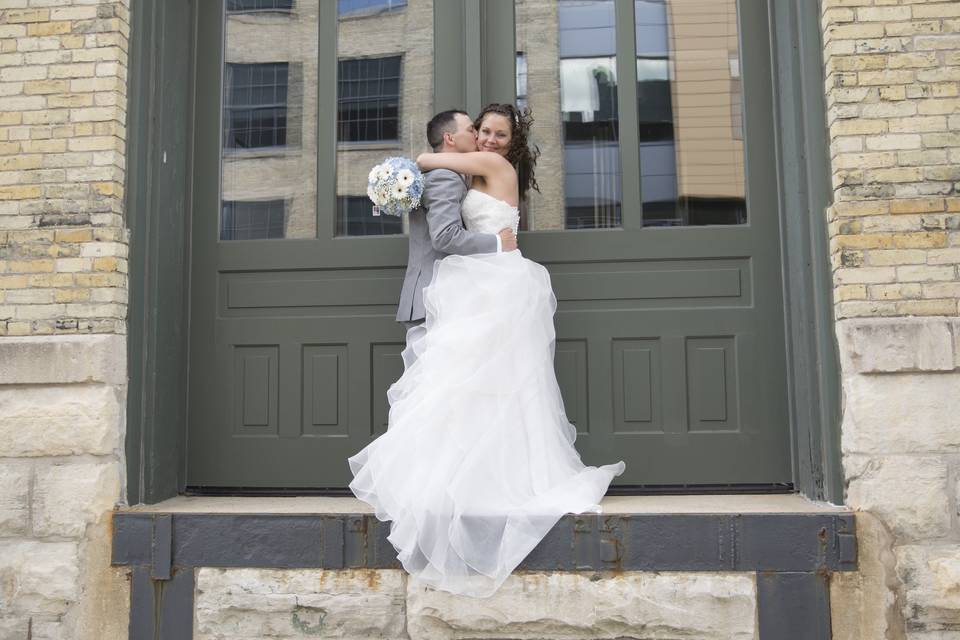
[130,565,195,640]
[757,571,832,640]
[114,511,856,573]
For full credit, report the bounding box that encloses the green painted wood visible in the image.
[615,0,642,230]
[125,0,193,504]
[184,0,796,489]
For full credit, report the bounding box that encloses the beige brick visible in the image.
[830,119,888,136]
[47,93,93,108]
[922,282,960,299]
[54,228,92,243]
[912,5,960,19]
[896,265,956,282]
[893,232,948,249]
[47,63,95,79]
[826,23,886,41]
[917,67,960,84]
[885,20,942,37]
[52,257,90,272]
[920,100,960,118]
[0,66,46,82]
[864,167,924,182]
[834,234,896,250]
[879,86,906,101]
[836,300,897,318]
[22,79,69,95]
[835,266,897,285]
[835,284,867,301]
[858,70,916,86]
[834,152,898,170]
[888,116,946,133]
[74,272,125,288]
[0,185,41,201]
[865,249,928,266]
[49,6,99,21]
[3,9,50,23]
[868,283,922,301]
[20,139,66,153]
[53,288,90,303]
[915,34,960,51]
[5,288,54,304]
[26,22,72,37]
[0,275,29,289]
[862,101,917,118]
[889,198,945,215]
[895,299,958,316]
[27,273,74,288]
[0,155,42,171]
[927,248,960,265]
[856,6,912,22]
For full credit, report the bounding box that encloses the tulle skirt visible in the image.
[347,249,626,598]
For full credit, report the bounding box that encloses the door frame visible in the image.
[124,0,842,504]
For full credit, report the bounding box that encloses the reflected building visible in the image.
[220,0,746,241]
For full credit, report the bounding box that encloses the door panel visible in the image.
[187,0,792,489]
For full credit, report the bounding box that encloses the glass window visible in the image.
[338,0,406,19]
[220,2,316,240]
[515,0,622,231]
[220,199,286,240]
[224,62,289,149]
[226,0,294,13]
[336,196,403,236]
[334,0,432,237]
[635,0,746,226]
[337,56,402,143]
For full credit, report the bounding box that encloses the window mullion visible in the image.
[615,0,642,230]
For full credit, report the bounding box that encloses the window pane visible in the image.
[220,2,315,239]
[336,0,432,237]
[636,0,746,226]
[515,0,622,231]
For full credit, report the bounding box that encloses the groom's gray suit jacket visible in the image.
[396,168,499,323]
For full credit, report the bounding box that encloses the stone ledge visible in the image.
[836,316,960,374]
[0,334,126,385]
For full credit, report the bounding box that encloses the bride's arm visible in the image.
[416,151,511,178]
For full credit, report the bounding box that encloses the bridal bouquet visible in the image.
[367,156,424,217]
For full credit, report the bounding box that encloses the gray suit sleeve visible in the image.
[422,169,499,255]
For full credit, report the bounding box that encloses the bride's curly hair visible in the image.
[474,103,541,201]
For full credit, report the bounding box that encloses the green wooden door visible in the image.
[186,0,792,489]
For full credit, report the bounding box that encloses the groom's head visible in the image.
[427,110,477,154]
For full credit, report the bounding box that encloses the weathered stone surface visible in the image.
[194,568,407,639]
[895,545,960,633]
[0,541,80,616]
[406,571,757,640]
[32,460,120,537]
[0,461,31,536]
[844,455,951,541]
[830,512,905,640]
[840,372,960,453]
[0,384,122,457]
[0,335,126,385]
[0,617,64,640]
[837,318,955,373]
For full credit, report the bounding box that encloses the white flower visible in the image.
[368,164,384,183]
[368,184,387,206]
[393,183,408,198]
[377,164,394,182]
[397,169,414,186]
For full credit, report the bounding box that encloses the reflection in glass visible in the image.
[516,0,621,231]
[220,1,316,240]
[335,0,433,236]
[636,0,746,226]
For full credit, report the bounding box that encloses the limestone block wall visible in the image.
[194,568,757,640]
[821,0,960,637]
[0,1,131,638]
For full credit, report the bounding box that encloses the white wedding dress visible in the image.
[347,188,626,598]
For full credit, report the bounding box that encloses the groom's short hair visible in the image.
[427,109,468,151]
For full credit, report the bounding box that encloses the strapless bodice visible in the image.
[462,189,520,236]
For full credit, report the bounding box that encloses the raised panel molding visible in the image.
[302,345,348,437]
[612,339,663,434]
[371,343,405,436]
[555,339,588,434]
[234,345,278,435]
[686,337,739,432]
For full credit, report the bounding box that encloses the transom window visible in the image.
[338,0,407,19]
[223,63,289,149]
[220,199,286,240]
[226,0,294,14]
[336,56,402,143]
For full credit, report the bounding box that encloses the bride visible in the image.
[347,103,626,598]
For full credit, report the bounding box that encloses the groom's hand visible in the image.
[498,228,518,252]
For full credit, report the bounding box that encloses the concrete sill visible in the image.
[120,492,849,515]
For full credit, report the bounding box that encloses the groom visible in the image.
[396,109,518,369]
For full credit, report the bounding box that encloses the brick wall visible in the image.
[0,0,130,337]
[823,0,960,320]
[822,1,960,637]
